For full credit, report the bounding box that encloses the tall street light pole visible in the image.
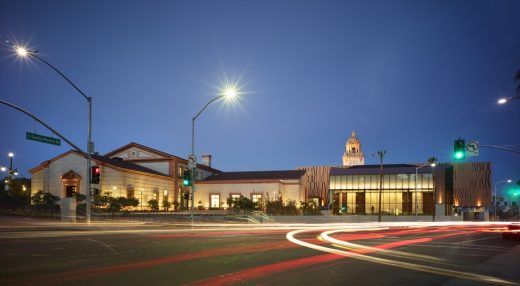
[415,162,436,221]
[190,87,238,211]
[373,150,386,223]
[8,152,16,179]
[494,179,512,221]
[16,47,94,223]
[426,157,437,222]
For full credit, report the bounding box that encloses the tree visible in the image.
[227,195,257,213]
[0,177,31,207]
[148,199,159,211]
[300,201,321,215]
[107,197,123,213]
[515,69,520,95]
[162,200,171,211]
[93,192,112,209]
[123,197,139,211]
[266,200,299,215]
[31,191,60,210]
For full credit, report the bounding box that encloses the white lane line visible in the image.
[86,238,119,255]
[456,236,501,244]
[286,227,517,286]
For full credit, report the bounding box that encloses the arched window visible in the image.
[127,184,135,198]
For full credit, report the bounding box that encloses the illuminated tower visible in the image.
[342,130,365,167]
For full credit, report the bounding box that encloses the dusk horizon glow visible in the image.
[1,0,519,195]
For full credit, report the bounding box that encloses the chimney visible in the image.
[201,154,212,167]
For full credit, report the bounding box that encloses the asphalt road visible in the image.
[0,216,519,286]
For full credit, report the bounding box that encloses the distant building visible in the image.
[28,137,493,221]
[342,130,365,167]
[29,142,221,212]
[195,170,306,209]
[328,162,491,219]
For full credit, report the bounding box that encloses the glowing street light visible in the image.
[190,83,241,211]
[498,96,519,105]
[15,45,94,223]
[16,47,28,57]
[415,161,436,220]
[494,179,512,220]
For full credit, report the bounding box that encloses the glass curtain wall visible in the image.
[330,174,433,215]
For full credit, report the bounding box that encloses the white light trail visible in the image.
[286,226,517,285]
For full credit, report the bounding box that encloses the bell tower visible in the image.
[342,130,365,167]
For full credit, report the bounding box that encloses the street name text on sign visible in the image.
[26,132,61,146]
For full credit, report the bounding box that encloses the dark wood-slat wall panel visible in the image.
[452,162,491,208]
[298,166,331,203]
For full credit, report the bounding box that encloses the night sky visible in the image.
[1,0,519,195]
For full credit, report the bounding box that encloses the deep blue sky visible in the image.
[1,0,519,194]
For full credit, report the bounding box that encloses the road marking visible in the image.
[456,236,501,244]
[287,228,517,286]
[87,238,119,255]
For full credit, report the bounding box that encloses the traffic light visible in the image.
[91,166,101,184]
[453,138,465,160]
[182,169,192,186]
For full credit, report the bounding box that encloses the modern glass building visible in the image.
[329,164,439,216]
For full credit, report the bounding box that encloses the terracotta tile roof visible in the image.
[91,153,169,177]
[103,142,221,173]
[203,170,306,182]
[29,150,171,178]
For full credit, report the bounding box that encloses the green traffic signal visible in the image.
[182,169,192,186]
[453,138,466,160]
[454,151,464,160]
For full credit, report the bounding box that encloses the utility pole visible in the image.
[427,157,437,222]
[374,150,386,223]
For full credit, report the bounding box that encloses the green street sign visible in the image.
[26,132,61,146]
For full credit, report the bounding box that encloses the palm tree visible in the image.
[515,69,520,95]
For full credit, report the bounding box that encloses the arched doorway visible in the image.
[61,170,81,198]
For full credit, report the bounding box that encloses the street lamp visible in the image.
[415,162,436,220]
[497,96,520,105]
[190,85,239,211]
[8,152,14,176]
[494,179,512,221]
[16,46,94,223]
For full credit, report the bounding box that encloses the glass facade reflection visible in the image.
[330,173,433,215]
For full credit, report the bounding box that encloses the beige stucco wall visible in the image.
[100,166,174,209]
[281,179,303,203]
[195,180,303,209]
[134,161,170,176]
[30,168,46,196]
[30,152,175,210]
[32,153,88,198]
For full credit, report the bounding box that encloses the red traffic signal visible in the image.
[91,166,101,184]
